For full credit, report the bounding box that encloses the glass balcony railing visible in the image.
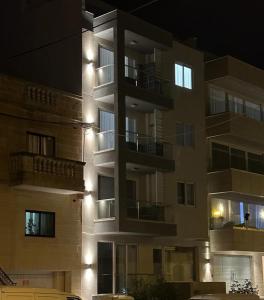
[211,198,264,230]
[127,200,165,221]
[95,64,114,87]
[96,198,115,219]
[126,131,173,159]
[124,65,170,97]
[96,130,115,151]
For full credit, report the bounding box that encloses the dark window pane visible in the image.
[212,143,229,170]
[27,132,55,156]
[176,124,184,146]
[98,242,113,294]
[209,88,226,114]
[185,124,194,146]
[186,184,195,206]
[127,180,136,202]
[153,249,162,275]
[98,175,114,200]
[248,153,263,174]
[230,148,246,170]
[177,182,185,204]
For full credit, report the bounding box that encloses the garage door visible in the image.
[213,255,252,292]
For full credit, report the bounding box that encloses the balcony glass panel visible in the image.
[211,198,264,230]
[95,65,114,86]
[97,199,115,219]
[97,130,115,151]
[126,131,173,159]
[127,201,165,221]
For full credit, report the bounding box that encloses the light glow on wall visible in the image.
[260,209,264,220]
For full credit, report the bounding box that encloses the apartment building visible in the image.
[0,74,85,293]
[206,56,264,294]
[81,7,212,300]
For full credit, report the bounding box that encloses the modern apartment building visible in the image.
[81,7,211,300]
[206,56,264,294]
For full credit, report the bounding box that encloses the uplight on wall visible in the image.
[260,209,264,220]
[212,203,224,218]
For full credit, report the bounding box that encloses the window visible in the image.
[98,110,115,150]
[230,148,246,170]
[228,95,244,114]
[248,153,264,174]
[25,210,55,237]
[209,87,226,114]
[176,123,194,147]
[27,132,55,156]
[211,143,230,170]
[175,64,192,89]
[98,242,113,294]
[99,46,114,67]
[98,175,114,200]
[98,46,114,85]
[125,56,137,80]
[177,182,195,206]
[245,101,261,121]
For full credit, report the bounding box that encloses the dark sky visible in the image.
[102,0,264,70]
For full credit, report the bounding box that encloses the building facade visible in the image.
[3,1,264,299]
[0,74,85,293]
[206,56,264,295]
[81,8,211,300]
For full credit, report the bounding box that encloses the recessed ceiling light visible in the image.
[130,103,138,108]
[130,40,138,45]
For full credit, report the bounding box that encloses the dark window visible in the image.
[25,210,55,237]
[153,249,162,275]
[248,153,264,174]
[127,180,136,202]
[98,242,113,294]
[186,184,195,206]
[176,123,194,147]
[230,148,246,170]
[212,143,229,170]
[177,182,185,204]
[27,132,55,156]
[98,175,114,200]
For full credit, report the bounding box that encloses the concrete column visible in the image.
[113,20,126,229]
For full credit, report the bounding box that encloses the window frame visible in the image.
[27,131,55,157]
[176,123,194,147]
[25,210,55,238]
[174,63,193,90]
[176,182,195,207]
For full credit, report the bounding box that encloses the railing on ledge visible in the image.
[96,130,173,159]
[10,152,84,187]
[126,131,173,159]
[95,65,114,87]
[96,198,115,219]
[124,64,170,97]
[127,200,165,222]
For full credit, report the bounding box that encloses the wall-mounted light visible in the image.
[83,263,93,269]
[84,190,93,196]
[83,57,94,65]
[205,258,210,263]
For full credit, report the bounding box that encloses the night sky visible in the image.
[102,0,264,70]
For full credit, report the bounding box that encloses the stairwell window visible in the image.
[25,210,55,237]
[177,182,195,206]
[175,63,192,89]
[176,123,194,147]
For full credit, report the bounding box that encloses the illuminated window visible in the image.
[175,63,192,89]
[25,210,55,237]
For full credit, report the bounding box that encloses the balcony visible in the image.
[208,168,264,199]
[206,112,264,149]
[94,64,173,110]
[126,200,165,221]
[10,152,85,194]
[94,130,175,171]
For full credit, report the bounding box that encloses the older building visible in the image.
[0,74,85,293]
[206,56,264,294]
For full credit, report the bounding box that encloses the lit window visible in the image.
[25,210,55,237]
[175,64,192,89]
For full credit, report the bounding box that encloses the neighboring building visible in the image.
[0,74,85,294]
[81,8,211,300]
[206,56,264,294]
